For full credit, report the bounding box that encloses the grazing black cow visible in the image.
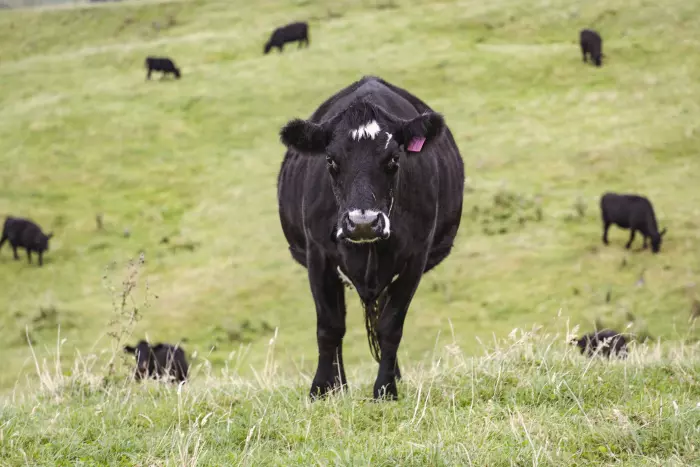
[124,340,189,383]
[277,76,465,400]
[600,192,667,253]
[0,216,53,267]
[580,29,603,67]
[571,330,628,358]
[145,56,181,80]
[264,21,309,54]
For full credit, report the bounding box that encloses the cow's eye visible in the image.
[385,154,400,173]
[326,155,339,174]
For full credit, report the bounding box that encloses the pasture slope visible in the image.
[0,0,699,463]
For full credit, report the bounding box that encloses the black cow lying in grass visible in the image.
[264,21,309,54]
[145,56,181,80]
[0,216,53,267]
[124,340,189,383]
[600,192,667,253]
[571,330,628,358]
[580,29,604,67]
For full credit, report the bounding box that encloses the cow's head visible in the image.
[280,101,445,243]
[263,42,273,54]
[651,227,667,253]
[124,340,152,380]
[38,232,52,252]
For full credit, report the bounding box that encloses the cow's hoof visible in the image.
[373,379,398,401]
[309,379,344,401]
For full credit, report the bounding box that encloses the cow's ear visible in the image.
[124,345,135,354]
[660,228,667,237]
[280,118,331,155]
[46,232,53,239]
[394,112,445,154]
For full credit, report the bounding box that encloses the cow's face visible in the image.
[38,232,52,252]
[280,104,445,243]
[125,341,152,380]
[651,228,667,253]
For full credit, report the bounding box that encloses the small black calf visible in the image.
[0,216,53,267]
[571,330,628,358]
[264,21,309,54]
[600,192,667,253]
[580,29,603,67]
[124,340,189,383]
[145,56,181,80]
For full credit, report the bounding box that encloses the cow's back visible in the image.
[580,29,600,44]
[601,193,655,229]
[4,217,33,242]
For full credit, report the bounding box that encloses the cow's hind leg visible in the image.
[0,234,6,252]
[307,249,347,400]
[373,255,426,401]
[11,244,19,260]
[625,229,636,249]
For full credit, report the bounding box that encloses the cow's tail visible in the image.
[363,289,388,363]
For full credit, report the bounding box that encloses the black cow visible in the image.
[571,330,628,358]
[0,216,53,267]
[600,192,667,253]
[580,29,603,67]
[264,21,309,54]
[277,76,465,400]
[124,340,189,383]
[145,56,181,80]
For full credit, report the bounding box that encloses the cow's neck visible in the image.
[338,242,397,303]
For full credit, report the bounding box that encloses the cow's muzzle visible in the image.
[337,209,390,243]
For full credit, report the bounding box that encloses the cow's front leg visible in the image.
[373,255,426,400]
[307,248,347,400]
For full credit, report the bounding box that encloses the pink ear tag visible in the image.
[406,137,426,152]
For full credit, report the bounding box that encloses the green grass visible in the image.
[1,0,700,462]
[2,331,699,465]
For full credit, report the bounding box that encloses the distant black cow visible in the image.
[277,76,465,401]
[0,216,53,267]
[264,21,309,54]
[124,340,189,383]
[145,56,181,80]
[572,330,628,358]
[580,29,603,67]
[600,192,667,253]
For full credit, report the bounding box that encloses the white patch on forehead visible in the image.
[350,120,381,141]
[384,132,393,149]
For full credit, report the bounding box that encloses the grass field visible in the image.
[1,0,699,463]
[2,332,699,465]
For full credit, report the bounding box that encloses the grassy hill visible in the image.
[1,0,700,461]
